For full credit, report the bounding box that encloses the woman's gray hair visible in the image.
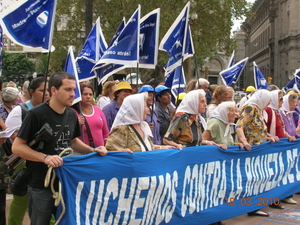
[225,101,237,113]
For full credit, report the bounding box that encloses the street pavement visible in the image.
[5,193,300,224]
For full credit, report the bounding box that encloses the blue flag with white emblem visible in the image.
[0,0,57,50]
[253,62,269,89]
[76,17,107,81]
[96,5,140,67]
[219,57,248,86]
[165,66,186,105]
[108,18,125,48]
[65,46,82,105]
[139,8,160,69]
[159,2,191,73]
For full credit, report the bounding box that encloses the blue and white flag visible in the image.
[283,76,300,93]
[96,63,126,84]
[64,46,81,105]
[159,2,191,73]
[76,17,107,81]
[219,57,248,86]
[0,0,57,50]
[96,5,140,67]
[0,25,2,76]
[139,8,160,69]
[253,61,269,89]
[228,51,235,68]
[165,66,186,105]
[108,18,126,48]
[294,68,300,79]
[93,18,127,84]
[55,139,300,224]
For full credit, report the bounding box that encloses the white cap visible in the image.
[126,73,143,85]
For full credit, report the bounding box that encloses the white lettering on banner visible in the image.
[25,0,41,12]
[75,172,178,224]
[74,149,300,223]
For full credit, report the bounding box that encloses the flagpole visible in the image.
[136,63,139,93]
[42,51,52,102]
[194,54,199,82]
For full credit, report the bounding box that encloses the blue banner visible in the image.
[139,8,160,69]
[55,139,300,224]
[64,46,81,104]
[165,66,186,105]
[219,57,248,86]
[0,0,57,50]
[159,2,190,73]
[253,62,269,89]
[96,6,140,67]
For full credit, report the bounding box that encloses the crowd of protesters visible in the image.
[1,72,300,225]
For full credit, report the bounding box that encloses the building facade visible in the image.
[241,0,300,88]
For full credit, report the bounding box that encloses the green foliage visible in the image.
[35,53,49,74]
[1,50,35,82]
[51,0,251,81]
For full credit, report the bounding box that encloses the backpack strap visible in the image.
[19,103,29,121]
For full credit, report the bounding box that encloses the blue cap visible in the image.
[155,85,170,94]
[138,85,154,93]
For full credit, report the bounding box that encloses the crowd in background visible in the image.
[1,72,300,225]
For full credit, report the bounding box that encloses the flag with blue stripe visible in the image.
[219,57,248,86]
[159,2,190,73]
[0,0,57,50]
[139,8,160,69]
[96,5,140,67]
[64,46,82,105]
[253,62,269,89]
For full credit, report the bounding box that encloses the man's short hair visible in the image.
[49,72,75,96]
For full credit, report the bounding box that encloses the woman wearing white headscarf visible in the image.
[281,94,300,138]
[202,101,244,150]
[236,89,277,147]
[105,93,174,152]
[163,89,215,149]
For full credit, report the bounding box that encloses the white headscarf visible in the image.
[280,94,294,114]
[210,101,236,137]
[243,89,272,110]
[268,90,280,110]
[111,93,153,138]
[176,89,205,114]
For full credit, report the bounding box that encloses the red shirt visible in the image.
[264,107,285,138]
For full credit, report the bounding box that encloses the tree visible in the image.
[1,50,35,83]
[51,0,252,81]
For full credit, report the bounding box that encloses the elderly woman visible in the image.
[202,101,243,149]
[281,94,300,139]
[236,89,279,216]
[163,89,219,149]
[105,93,174,152]
[264,91,297,206]
[0,87,19,122]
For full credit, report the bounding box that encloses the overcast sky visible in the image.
[231,0,256,32]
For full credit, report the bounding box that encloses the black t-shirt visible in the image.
[17,101,80,189]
